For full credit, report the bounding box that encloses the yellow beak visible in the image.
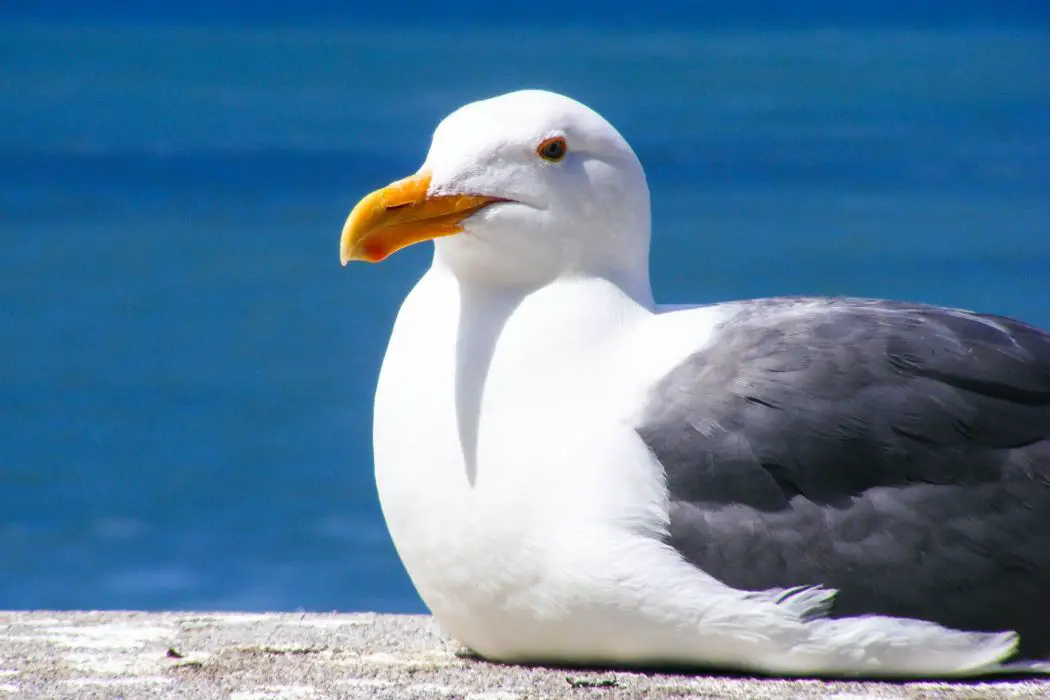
[339,171,503,264]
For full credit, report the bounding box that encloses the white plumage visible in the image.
[340,90,1041,677]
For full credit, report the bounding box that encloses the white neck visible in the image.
[431,244,656,312]
[374,261,654,495]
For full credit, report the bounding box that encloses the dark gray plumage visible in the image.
[637,297,1050,659]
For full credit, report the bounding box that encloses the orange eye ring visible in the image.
[536,136,568,162]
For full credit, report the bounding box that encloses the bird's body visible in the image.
[340,90,1050,677]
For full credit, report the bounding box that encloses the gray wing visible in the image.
[637,297,1050,659]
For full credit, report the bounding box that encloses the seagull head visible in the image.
[339,90,651,288]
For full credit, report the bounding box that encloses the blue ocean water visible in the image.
[1,16,1048,612]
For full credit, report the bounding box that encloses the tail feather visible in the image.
[751,586,1023,677]
[989,659,1050,676]
[769,585,836,622]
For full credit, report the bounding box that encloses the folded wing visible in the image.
[637,297,1050,658]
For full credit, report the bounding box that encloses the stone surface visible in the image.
[0,612,1047,699]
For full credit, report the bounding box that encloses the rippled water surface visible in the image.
[1,20,1047,610]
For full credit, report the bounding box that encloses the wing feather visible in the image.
[637,297,1050,658]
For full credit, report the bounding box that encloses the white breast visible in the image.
[372,270,676,651]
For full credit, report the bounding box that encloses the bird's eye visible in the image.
[536,136,568,162]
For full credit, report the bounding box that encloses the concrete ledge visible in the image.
[0,612,1047,699]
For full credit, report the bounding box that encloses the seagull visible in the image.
[338,89,1050,677]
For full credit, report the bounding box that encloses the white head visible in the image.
[340,90,651,291]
